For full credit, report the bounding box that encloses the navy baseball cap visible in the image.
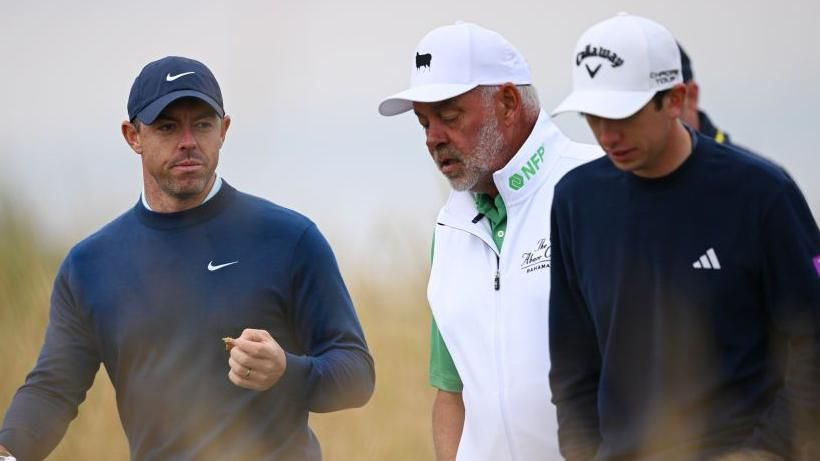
[127,56,225,124]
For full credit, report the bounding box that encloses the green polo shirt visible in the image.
[429,193,507,392]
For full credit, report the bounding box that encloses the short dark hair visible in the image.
[132,119,142,132]
[678,43,693,82]
[652,89,671,110]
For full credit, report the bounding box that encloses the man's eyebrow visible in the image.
[152,115,174,123]
[432,97,460,111]
[193,110,218,120]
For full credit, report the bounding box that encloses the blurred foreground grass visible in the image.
[0,204,435,460]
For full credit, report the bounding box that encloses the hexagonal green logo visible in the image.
[509,173,524,191]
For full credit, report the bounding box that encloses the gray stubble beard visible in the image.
[440,114,505,192]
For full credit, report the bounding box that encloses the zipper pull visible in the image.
[494,255,500,291]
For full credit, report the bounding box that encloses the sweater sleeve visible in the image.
[282,223,375,413]
[548,187,602,461]
[748,179,820,459]
[0,257,101,461]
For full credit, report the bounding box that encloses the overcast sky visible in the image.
[1,0,817,262]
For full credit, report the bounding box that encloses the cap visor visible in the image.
[551,89,656,120]
[378,83,478,116]
[136,90,225,124]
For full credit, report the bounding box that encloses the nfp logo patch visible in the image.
[508,145,546,191]
[509,174,525,190]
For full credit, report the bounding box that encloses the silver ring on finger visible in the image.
[244,367,252,378]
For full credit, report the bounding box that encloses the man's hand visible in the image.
[227,328,287,391]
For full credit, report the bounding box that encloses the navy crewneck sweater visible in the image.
[0,182,375,461]
[549,134,820,461]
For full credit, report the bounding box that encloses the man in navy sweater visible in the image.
[0,56,374,461]
[550,13,819,461]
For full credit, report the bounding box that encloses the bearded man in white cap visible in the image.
[549,13,820,461]
[379,22,601,461]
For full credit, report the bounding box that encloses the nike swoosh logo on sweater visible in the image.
[207,260,239,271]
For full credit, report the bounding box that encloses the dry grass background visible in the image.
[0,204,435,460]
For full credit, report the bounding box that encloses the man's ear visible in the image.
[497,83,522,127]
[685,81,700,105]
[664,84,687,119]
[121,121,143,155]
[219,115,231,146]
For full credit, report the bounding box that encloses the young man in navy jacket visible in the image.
[550,13,819,461]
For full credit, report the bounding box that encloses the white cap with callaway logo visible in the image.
[378,21,532,116]
[552,13,682,120]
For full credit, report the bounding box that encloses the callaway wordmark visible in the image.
[207,260,239,272]
[166,71,195,82]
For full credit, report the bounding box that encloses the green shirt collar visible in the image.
[474,193,507,227]
[474,193,507,251]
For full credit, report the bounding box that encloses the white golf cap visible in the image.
[378,21,532,116]
[552,13,682,120]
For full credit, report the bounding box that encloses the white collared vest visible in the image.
[428,112,602,461]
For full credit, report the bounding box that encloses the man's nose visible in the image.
[596,120,622,149]
[179,126,196,149]
[425,120,448,152]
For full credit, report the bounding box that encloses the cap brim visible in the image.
[136,90,225,124]
[551,89,656,120]
[378,83,479,116]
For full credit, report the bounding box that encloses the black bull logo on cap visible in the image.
[416,52,432,70]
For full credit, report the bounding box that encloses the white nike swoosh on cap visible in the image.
[166,71,196,82]
[207,260,239,271]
